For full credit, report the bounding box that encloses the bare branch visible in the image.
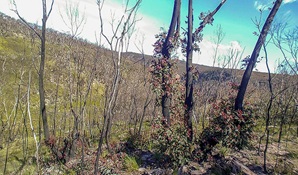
[48,0,55,18]
[59,0,86,37]
[11,0,41,39]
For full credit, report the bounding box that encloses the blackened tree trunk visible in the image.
[185,0,194,142]
[161,0,181,125]
[40,0,50,141]
[235,0,283,110]
[162,0,181,59]
[183,0,227,142]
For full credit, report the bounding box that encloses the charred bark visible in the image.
[185,0,194,142]
[161,0,181,125]
[235,0,283,110]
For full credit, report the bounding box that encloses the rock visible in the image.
[190,170,201,175]
[275,150,289,156]
[178,166,189,175]
[188,161,200,169]
[164,169,174,175]
[141,153,153,161]
[139,167,147,174]
[140,151,156,166]
[149,168,173,175]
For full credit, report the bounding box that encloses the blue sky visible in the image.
[0,0,297,72]
[137,0,297,41]
[138,0,297,55]
[134,0,298,71]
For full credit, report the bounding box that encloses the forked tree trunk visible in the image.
[162,0,181,59]
[14,0,54,142]
[184,0,227,142]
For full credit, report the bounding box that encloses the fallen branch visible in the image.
[231,158,257,175]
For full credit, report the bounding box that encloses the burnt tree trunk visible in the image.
[161,0,181,125]
[235,0,283,110]
[162,0,181,59]
[185,0,194,142]
[184,0,227,142]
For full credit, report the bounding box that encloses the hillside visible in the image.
[0,11,272,84]
[0,12,297,175]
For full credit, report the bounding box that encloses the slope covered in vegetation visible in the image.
[0,12,297,174]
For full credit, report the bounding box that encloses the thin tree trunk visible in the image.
[94,87,109,174]
[285,106,296,148]
[263,33,273,173]
[27,71,40,172]
[202,98,208,129]
[53,76,60,136]
[22,100,29,163]
[12,0,54,142]
[94,1,141,173]
[3,93,20,174]
[138,93,151,136]
[10,83,21,140]
[40,0,54,142]
[39,47,49,141]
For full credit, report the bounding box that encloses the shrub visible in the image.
[123,155,139,172]
[195,83,257,161]
[151,116,192,168]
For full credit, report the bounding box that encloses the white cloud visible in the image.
[254,0,297,11]
[230,41,242,52]
[55,0,161,54]
[284,0,297,4]
[0,0,161,54]
[194,39,245,68]
[254,1,272,11]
